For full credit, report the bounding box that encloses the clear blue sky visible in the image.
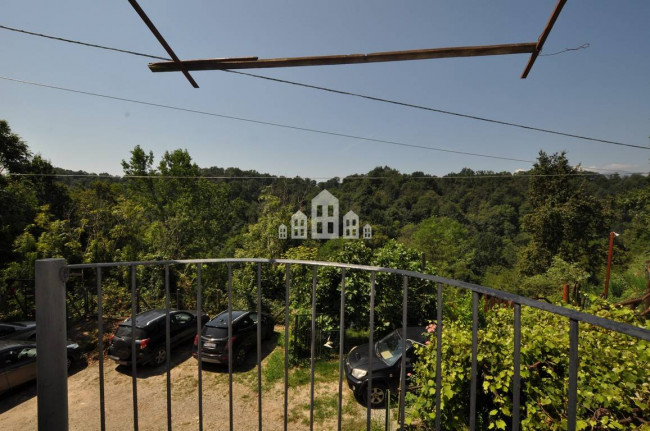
[1,1,649,178]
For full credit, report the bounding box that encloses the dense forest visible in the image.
[1,119,649,320]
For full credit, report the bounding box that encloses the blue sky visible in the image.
[1,1,649,178]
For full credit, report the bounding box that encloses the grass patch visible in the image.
[264,349,284,384]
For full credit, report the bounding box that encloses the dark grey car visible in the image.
[107,309,209,367]
[0,321,37,341]
[345,327,426,407]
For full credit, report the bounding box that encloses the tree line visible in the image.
[1,119,648,320]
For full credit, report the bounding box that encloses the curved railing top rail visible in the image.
[65,258,650,341]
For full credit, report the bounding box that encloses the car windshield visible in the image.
[375,330,403,366]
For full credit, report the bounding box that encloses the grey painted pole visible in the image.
[35,258,68,431]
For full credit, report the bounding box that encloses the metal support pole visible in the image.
[35,258,68,431]
[603,232,616,299]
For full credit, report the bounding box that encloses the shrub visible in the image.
[406,296,649,430]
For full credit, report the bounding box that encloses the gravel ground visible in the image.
[0,335,393,430]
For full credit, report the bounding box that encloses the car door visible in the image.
[0,346,37,391]
[170,312,195,344]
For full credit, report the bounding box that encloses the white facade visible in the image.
[362,224,372,239]
[291,211,308,239]
[311,190,339,239]
[278,224,287,239]
[342,210,359,239]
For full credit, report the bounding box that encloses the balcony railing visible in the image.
[34,258,650,431]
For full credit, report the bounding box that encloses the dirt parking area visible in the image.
[0,334,393,430]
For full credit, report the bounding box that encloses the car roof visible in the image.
[0,321,36,329]
[207,310,248,327]
[120,309,193,328]
[0,339,35,350]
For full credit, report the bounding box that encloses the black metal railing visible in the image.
[34,258,650,431]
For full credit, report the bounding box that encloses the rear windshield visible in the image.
[115,325,147,339]
[203,326,228,338]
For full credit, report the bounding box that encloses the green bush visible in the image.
[406,296,649,430]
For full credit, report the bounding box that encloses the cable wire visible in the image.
[8,171,647,181]
[1,24,647,151]
[0,75,534,164]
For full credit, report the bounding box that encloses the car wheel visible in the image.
[151,346,167,367]
[234,346,247,366]
[363,382,388,408]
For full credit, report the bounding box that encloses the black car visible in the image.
[108,309,209,367]
[345,327,426,407]
[0,321,37,341]
[0,339,81,394]
[193,310,275,365]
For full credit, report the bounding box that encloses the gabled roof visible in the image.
[312,189,338,203]
[343,210,358,218]
[291,210,307,219]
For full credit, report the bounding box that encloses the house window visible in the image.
[317,206,323,217]
[352,219,357,226]
[300,229,305,236]
[352,229,357,236]
[328,222,334,234]
[317,222,323,233]
[345,229,350,236]
[346,219,350,227]
[328,205,334,217]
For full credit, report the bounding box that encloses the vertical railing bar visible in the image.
[309,266,317,431]
[284,265,290,431]
[398,275,408,431]
[435,282,442,431]
[469,291,478,431]
[196,263,203,431]
[257,262,263,431]
[337,268,346,431]
[228,263,234,431]
[513,304,521,431]
[165,265,172,431]
[96,267,106,431]
[366,271,376,431]
[130,265,139,431]
[568,319,579,431]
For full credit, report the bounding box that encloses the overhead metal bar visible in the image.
[127,0,199,88]
[148,42,537,72]
[521,0,568,78]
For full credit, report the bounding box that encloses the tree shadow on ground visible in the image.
[201,331,279,374]
[113,339,194,379]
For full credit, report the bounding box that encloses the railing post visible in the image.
[35,258,68,431]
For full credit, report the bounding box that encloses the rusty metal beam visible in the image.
[521,0,568,79]
[127,0,199,88]
[148,42,537,72]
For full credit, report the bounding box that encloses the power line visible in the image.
[8,171,647,181]
[0,75,534,164]
[1,24,647,151]
[2,75,642,175]
[0,24,170,61]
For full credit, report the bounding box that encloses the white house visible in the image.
[291,211,308,239]
[311,189,339,239]
[342,210,359,239]
[278,224,287,239]
[362,224,372,240]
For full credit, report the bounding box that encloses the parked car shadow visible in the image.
[114,340,194,379]
[201,331,279,374]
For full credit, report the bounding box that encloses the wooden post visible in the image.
[562,284,570,303]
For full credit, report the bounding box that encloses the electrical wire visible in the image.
[7,171,647,181]
[1,24,647,151]
[0,75,534,164]
[2,75,643,175]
